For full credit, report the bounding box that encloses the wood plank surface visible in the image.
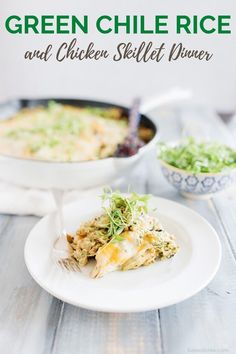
[0,106,236,354]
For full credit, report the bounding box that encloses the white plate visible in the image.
[24,196,221,312]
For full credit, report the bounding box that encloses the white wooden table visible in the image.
[0,106,236,354]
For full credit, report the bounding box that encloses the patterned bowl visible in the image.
[159,159,236,199]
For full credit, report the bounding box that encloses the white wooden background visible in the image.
[0,106,236,354]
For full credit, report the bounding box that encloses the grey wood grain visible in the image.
[0,106,236,354]
[0,215,62,354]
[51,307,162,354]
[212,195,236,256]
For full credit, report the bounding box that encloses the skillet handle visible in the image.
[140,88,192,114]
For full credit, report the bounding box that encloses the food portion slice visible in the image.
[68,190,180,278]
[122,229,179,271]
[91,217,179,278]
[91,230,141,278]
[69,214,110,267]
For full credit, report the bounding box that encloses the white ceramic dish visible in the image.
[159,159,236,199]
[0,98,158,190]
[24,195,221,312]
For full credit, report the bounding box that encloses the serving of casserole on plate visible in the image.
[24,193,221,312]
[68,190,179,278]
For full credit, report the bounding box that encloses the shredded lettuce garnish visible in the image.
[102,188,150,241]
[157,137,236,173]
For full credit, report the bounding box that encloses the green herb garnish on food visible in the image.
[1,101,129,162]
[102,188,150,240]
[158,137,236,173]
[5,101,84,151]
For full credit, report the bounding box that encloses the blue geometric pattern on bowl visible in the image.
[160,161,236,196]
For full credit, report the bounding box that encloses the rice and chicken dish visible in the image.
[0,101,152,162]
[68,190,179,278]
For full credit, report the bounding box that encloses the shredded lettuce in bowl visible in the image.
[157,138,236,173]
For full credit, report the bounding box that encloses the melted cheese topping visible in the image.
[0,104,128,162]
